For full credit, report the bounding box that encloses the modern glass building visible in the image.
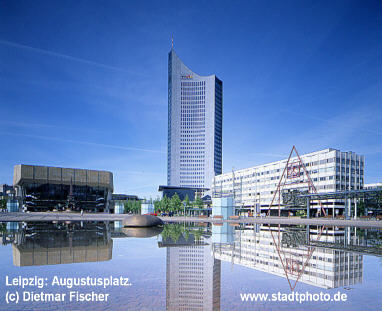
[13,165,113,212]
[167,48,222,189]
[11,222,113,266]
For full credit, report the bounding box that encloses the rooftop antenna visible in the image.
[171,35,174,49]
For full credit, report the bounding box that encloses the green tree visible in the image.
[161,224,171,240]
[0,222,6,233]
[194,196,204,209]
[134,200,141,214]
[171,193,182,214]
[296,209,307,217]
[153,199,161,213]
[0,199,7,211]
[161,224,209,244]
[169,223,183,242]
[184,229,190,241]
[124,200,132,213]
[161,223,183,242]
[183,195,191,215]
[161,195,170,212]
[124,200,141,214]
[192,228,204,241]
[357,200,366,217]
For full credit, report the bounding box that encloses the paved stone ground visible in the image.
[0,212,381,228]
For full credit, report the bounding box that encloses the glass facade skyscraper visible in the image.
[167,48,222,189]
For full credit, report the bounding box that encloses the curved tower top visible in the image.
[167,48,222,190]
[169,48,216,80]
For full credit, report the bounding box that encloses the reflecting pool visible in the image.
[0,221,381,310]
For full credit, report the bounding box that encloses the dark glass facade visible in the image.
[23,183,108,211]
[14,165,113,212]
[214,77,223,176]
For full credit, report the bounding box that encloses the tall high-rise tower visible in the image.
[167,48,222,189]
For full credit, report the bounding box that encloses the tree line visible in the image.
[153,194,204,215]
[122,194,204,215]
[123,200,141,214]
[161,223,205,242]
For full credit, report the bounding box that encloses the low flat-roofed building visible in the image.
[110,194,140,214]
[0,184,14,197]
[364,182,382,189]
[13,164,113,212]
[158,185,209,201]
[212,148,364,216]
[111,194,139,201]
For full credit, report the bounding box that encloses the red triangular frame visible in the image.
[267,223,326,291]
[266,145,327,217]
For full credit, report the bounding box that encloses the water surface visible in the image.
[0,221,381,310]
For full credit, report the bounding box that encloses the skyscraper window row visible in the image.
[180,151,205,154]
[180,143,205,146]
[181,134,205,138]
[181,118,205,122]
[180,157,204,161]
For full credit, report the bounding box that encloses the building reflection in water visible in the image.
[2,220,379,308]
[159,224,221,311]
[6,222,113,266]
[212,224,364,290]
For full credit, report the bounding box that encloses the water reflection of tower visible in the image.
[160,233,221,311]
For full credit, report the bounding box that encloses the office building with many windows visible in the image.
[212,148,364,216]
[167,48,222,189]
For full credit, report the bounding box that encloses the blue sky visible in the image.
[0,0,381,198]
